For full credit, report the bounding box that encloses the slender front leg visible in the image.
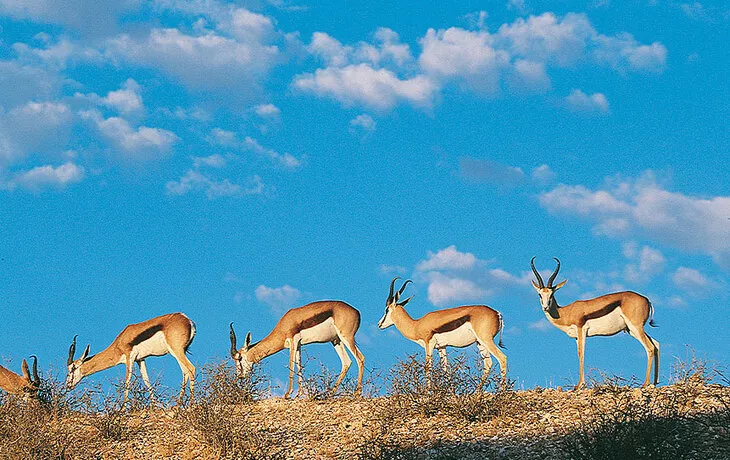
[295,343,304,398]
[124,357,133,402]
[137,360,156,404]
[284,338,297,399]
[575,327,586,390]
[438,348,449,369]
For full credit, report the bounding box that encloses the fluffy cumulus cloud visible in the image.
[412,246,527,306]
[4,162,85,191]
[671,267,715,294]
[623,242,666,283]
[166,170,264,199]
[297,12,666,110]
[349,114,377,133]
[565,89,610,113]
[80,109,178,160]
[539,172,730,266]
[206,129,302,169]
[255,284,302,314]
[0,101,73,164]
[106,7,285,97]
[294,64,437,110]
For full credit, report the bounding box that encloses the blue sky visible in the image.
[0,0,728,392]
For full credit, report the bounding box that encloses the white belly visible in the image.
[299,317,338,345]
[432,322,477,349]
[131,331,169,360]
[585,308,627,337]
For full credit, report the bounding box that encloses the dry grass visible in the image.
[0,353,726,459]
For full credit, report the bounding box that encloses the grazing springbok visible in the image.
[230,301,365,398]
[378,278,507,385]
[0,356,40,399]
[531,257,660,389]
[66,312,197,401]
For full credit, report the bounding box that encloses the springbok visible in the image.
[66,312,197,401]
[378,278,507,385]
[0,356,40,398]
[530,257,660,389]
[230,301,365,398]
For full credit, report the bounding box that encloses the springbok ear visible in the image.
[554,279,568,290]
[531,279,541,290]
[21,359,31,382]
[244,332,252,349]
[81,344,91,361]
[397,295,413,307]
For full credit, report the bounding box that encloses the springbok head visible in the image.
[21,355,41,397]
[378,277,414,329]
[229,323,253,378]
[531,257,568,312]
[66,335,90,388]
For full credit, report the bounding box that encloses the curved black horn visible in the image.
[531,257,545,288]
[388,277,401,303]
[547,257,561,288]
[30,355,39,385]
[398,279,412,296]
[67,335,78,366]
[229,323,238,358]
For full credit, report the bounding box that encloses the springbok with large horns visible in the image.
[0,355,40,398]
[230,301,365,398]
[530,257,659,389]
[378,278,507,384]
[66,312,197,402]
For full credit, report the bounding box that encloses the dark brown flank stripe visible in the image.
[300,311,333,330]
[582,300,622,322]
[433,315,470,334]
[130,325,164,346]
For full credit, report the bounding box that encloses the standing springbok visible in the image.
[230,301,365,398]
[530,257,660,389]
[378,278,507,384]
[0,356,40,398]
[66,312,197,401]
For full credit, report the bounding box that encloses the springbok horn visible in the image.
[30,355,39,385]
[397,295,414,307]
[67,335,78,366]
[388,277,401,303]
[547,257,561,288]
[531,257,545,288]
[398,279,412,297]
[229,323,238,358]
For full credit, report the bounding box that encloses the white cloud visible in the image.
[307,28,413,68]
[103,79,143,114]
[507,0,529,15]
[565,89,610,114]
[107,24,280,96]
[419,27,510,93]
[424,273,487,307]
[0,100,72,165]
[192,154,227,168]
[349,114,376,133]
[5,162,84,191]
[254,103,281,118]
[528,319,552,331]
[623,243,666,283]
[80,109,178,159]
[510,59,551,92]
[411,245,528,306]
[294,63,437,110]
[255,284,302,314]
[243,137,302,169]
[416,245,478,272]
[166,170,265,199]
[539,172,730,266]
[531,164,556,184]
[672,267,712,293]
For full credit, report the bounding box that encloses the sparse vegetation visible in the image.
[0,354,727,459]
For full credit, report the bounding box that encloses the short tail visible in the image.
[497,312,506,349]
[648,301,658,327]
[185,319,197,354]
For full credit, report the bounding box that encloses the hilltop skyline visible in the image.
[1,0,728,391]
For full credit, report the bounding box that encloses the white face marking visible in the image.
[532,284,556,312]
[66,360,84,388]
[233,351,253,378]
[378,306,394,329]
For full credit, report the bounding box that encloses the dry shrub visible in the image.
[177,361,281,459]
[558,352,730,460]
[384,353,521,421]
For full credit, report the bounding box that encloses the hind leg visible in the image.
[476,343,493,389]
[340,336,365,395]
[627,323,657,387]
[331,340,352,395]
